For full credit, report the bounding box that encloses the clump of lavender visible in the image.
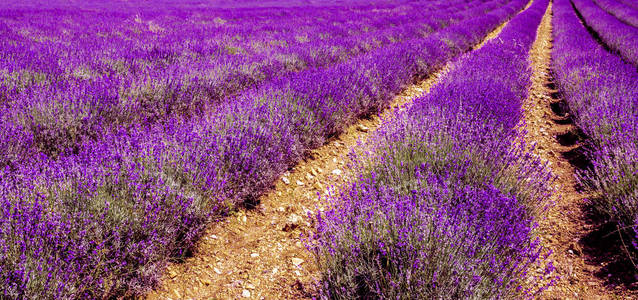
[310,172,546,299]
[0,129,217,298]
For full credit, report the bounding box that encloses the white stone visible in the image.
[242,289,251,298]
[291,257,304,266]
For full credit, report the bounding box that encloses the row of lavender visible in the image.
[571,0,638,66]
[593,0,638,28]
[552,0,638,266]
[0,0,499,163]
[309,0,554,297]
[0,0,530,298]
[620,0,638,11]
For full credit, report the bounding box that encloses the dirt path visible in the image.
[147,6,528,300]
[521,2,634,299]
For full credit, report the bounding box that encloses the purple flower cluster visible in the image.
[1,0,536,298]
[593,0,638,28]
[571,0,638,66]
[309,0,556,298]
[552,0,638,266]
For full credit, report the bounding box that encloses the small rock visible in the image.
[272,267,279,274]
[247,283,255,289]
[332,169,342,176]
[291,257,304,266]
[214,267,222,275]
[357,125,369,132]
[296,180,304,186]
[242,289,251,298]
[283,214,302,232]
[311,168,318,176]
[317,167,323,173]
[169,270,177,278]
[251,253,259,258]
[567,244,581,256]
[282,177,290,185]
[306,173,314,180]
[289,214,301,223]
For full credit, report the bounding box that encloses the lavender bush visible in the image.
[552,0,638,266]
[309,0,556,298]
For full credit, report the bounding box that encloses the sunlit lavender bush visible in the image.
[309,0,556,297]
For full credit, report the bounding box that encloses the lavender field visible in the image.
[1,0,636,298]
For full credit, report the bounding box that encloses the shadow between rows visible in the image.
[546,73,638,291]
[579,203,638,290]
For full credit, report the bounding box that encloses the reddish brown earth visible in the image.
[521,2,636,299]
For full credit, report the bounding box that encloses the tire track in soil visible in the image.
[146,4,531,299]
[521,2,635,299]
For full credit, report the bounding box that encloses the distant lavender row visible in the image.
[619,0,638,11]
[309,0,555,298]
[594,0,638,28]
[552,0,638,266]
[0,0,529,298]
[0,0,507,164]
[571,0,638,66]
